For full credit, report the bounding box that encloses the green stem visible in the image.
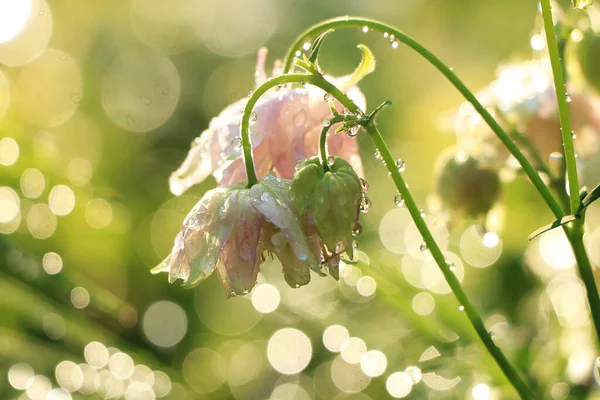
[282,17,564,220]
[319,115,345,171]
[366,123,535,400]
[539,0,580,213]
[568,221,600,345]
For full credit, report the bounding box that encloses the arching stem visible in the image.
[319,115,345,171]
[282,17,563,220]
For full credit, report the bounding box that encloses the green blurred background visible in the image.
[2,0,599,399]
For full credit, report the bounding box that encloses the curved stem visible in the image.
[319,115,345,171]
[283,17,564,220]
[540,0,580,213]
[366,124,535,400]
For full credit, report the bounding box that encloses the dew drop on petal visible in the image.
[327,156,335,167]
[231,137,242,149]
[360,196,372,213]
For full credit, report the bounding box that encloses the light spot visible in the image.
[143,301,188,347]
[0,0,32,43]
[412,292,435,315]
[43,312,66,340]
[55,361,83,392]
[460,225,502,268]
[539,228,575,269]
[109,352,135,379]
[49,185,76,216]
[25,375,52,400]
[0,71,10,120]
[67,158,92,186]
[360,350,387,377]
[251,283,280,313]
[386,372,412,398]
[331,356,371,393]
[84,341,109,368]
[16,49,81,127]
[0,137,19,166]
[421,252,464,294]
[0,0,52,67]
[70,286,90,309]
[8,363,34,390]
[323,324,349,353]
[152,370,172,397]
[27,203,57,238]
[102,52,180,133]
[182,348,227,394]
[356,276,376,297]
[20,168,45,198]
[472,383,491,400]
[46,388,72,400]
[0,186,19,222]
[267,328,312,374]
[85,198,112,229]
[340,337,367,365]
[124,381,156,400]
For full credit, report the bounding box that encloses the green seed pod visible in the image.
[436,152,500,218]
[292,156,363,260]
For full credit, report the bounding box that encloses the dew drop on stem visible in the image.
[323,118,331,127]
[250,111,258,124]
[374,149,382,160]
[396,159,406,172]
[231,137,242,149]
[394,194,405,207]
[360,196,372,213]
[348,126,360,137]
[419,242,429,254]
[327,156,335,167]
[360,178,369,193]
[362,26,369,33]
[352,223,363,237]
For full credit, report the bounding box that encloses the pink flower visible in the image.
[169,48,366,196]
[152,174,328,297]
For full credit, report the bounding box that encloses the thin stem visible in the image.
[366,123,535,400]
[539,0,580,213]
[319,115,345,171]
[282,17,564,220]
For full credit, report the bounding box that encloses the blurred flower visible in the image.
[169,48,365,195]
[152,174,331,297]
[434,149,500,220]
[291,156,364,271]
[449,58,600,172]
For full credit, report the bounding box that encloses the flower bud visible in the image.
[436,152,500,218]
[291,156,363,260]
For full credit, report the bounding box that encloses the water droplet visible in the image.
[348,125,360,137]
[394,194,405,207]
[360,196,372,213]
[250,111,258,124]
[303,41,311,51]
[404,366,422,384]
[327,156,335,167]
[323,118,331,127]
[360,178,369,193]
[374,150,382,160]
[566,94,572,103]
[295,50,302,57]
[242,289,249,295]
[230,291,237,297]
[396,159,406,172]
[231,137,242,149]
[389,34,395,41]
[352,223,363,237]
[383,32,389,38]
[323,93,331,102]
[362,26,369,33]
[391,41,399,49]
[419,209,425,217]
[571,131,577,139]
[419,242,429,254]
[458,305,465,311]
[574,0,594,10]
[352,240,358,248]
[248,90,254,98]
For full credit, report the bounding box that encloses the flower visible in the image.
[169,48,366,196]
[291,156,364,262]
[152,174,329,297]
[449,58,600,178]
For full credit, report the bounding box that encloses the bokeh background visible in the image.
[2,0,600,399]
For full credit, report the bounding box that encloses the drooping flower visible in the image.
[169,48,366,196]
[152,174,328,297]
[291,156,364,267]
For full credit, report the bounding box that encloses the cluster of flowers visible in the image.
[436,5,600,220]
[153,50,367,297]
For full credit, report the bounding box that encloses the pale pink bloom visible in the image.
[152,174,328,297]
[169,48,366,196]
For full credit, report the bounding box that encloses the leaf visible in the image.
[307,29,335,65]
[527,215,579,241]
[580,182,600,211]
[339,44,376,90]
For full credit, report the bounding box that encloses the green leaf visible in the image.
[307,29,335,66]
[340,44,376,90]
[527,215,579,241]
[581,182,600,211]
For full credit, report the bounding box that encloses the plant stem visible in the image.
[366,123,535,400]
[539,0,580,213]
[319,115,345,171]
[282,17,564,220]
